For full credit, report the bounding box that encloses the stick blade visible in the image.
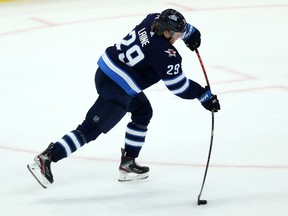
[197,199,207,205]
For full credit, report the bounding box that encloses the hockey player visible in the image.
[27,8,220,188]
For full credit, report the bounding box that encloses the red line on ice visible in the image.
[1,145,287,170]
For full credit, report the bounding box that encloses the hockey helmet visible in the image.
[156,9,186,33]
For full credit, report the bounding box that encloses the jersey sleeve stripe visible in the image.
[162,73,190,95]
[162,73,185,86]
[97,52,142,96]
[170,78,190,95]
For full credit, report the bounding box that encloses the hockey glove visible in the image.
[198,86,220,112]
[183,24,201,51]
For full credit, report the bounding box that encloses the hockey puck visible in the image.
[198,199,207,205]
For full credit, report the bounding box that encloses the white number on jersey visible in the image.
[166,64,180,75]
[116,30,145,67]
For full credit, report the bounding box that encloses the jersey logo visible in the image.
[164,49,177,57]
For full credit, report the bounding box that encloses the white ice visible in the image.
[1,0,288,215]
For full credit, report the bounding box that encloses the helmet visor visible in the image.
[170,26,186,40]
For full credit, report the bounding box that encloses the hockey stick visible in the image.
[195,48,215,205]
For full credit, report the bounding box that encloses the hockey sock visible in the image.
[124,122,147,158]
[51,130,87,162]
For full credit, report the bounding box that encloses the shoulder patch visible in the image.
[164,49,177,57]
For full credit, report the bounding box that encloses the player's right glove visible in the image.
[183,24,201,51]
[198,86,221,112]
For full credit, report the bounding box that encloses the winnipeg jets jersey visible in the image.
[97,13,203,99]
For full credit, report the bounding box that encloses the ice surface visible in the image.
[1,0,288,215]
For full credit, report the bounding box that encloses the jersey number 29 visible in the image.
[167,63,180,75]
[116,30,144,67]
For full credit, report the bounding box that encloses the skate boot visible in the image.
[27,143,54,188]
[118,148,149,182]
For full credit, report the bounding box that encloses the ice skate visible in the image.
[118,148,149,182]
[27,143,54,189]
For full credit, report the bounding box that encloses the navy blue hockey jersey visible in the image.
[97,13,203,99]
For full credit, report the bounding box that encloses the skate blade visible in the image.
[27,163,50,189]
[118,170,149,182]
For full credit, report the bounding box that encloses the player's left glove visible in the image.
[198,86,221,112]
[183,24,201,51]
